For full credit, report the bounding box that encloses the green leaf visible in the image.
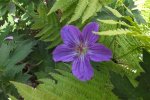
[31,20,46,30]
[110,72,137,99]
[123,4,134,17]
[135,50,150,99]
[95,29,131,36]
[82,0,100,23]
[8,94,17,100]
[47,38,62,49]
[98,19,119,24]
[12,62,119,100]
[105,6,122,18]
[0,35,36,99]
[98,19,129,27]
[11,81,60,100]
[50,0,111,22]
[48,0,77,15]
[37,2,47,19]
[0,44,11,66]
[110,50,150,99]
[32,6,61,49]
[68,0,89,23]
[60,3,76,22]
[35,26,52,37]
[7,40,36,67]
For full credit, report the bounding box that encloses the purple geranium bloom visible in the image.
[53,22,112,81]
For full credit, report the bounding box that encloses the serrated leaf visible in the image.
[98,19,119,24]
[46,30,59,41]
[48,0,77,15]
[37,3,47,19]
[68,0,89,23]
[35,26,52,37]
[95,29,131,36]
[47,38,62,49]
[105,6,122,18]
[7,40,36,67]
[60,3,76,22]
[11,81,60,100]
[82,0,100,23]
[31,20,45,30]
[123,5,134,16]
[11,62,121,100]
[98,19,130,27]
[39,28,57,40]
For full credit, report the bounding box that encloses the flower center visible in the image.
[76,43,87,55]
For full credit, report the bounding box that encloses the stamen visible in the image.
[76,43,87,55]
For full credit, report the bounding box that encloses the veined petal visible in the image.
[82,22,99,43]
[88,43,112,62]
[53,44,77,62]
[72,56,94,81]
[61,25,82,46]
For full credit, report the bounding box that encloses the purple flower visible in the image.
[53,22,112,81]
[4,36,14,41]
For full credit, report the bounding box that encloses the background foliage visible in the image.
[0,0,149,100]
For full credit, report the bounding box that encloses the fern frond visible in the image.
[49,0,112,23]
[11,81,59,100]
[105,6,122,18]
[68,0,89,23]
[11,62,120,100]
[48,0,78,15]
[32,3,61,49]
[82,0,101,23]
[98,19,129,27]
[60,2,76,22]
[95,29,131,35]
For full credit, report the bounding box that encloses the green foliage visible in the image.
[96,6,150,51]
[140,0,150,22]
[110,50,150,100]
[0,0,15,16]
[112,0,146,24]
[31,2,62,49]
[49,0,112,23]
[11,61,121,100]
[135,50,150,99]
[27,42,56,79]
[95,28,131,35]
[11,81,59,100]
[0,37,36,99]
[8,95,17,100]
[105,6,122,18]
[96,6,143,78]
[110,72,137,100]
[0,0,149,100]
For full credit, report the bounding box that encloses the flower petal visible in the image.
[72,56,94,81]
[82,22,99,43]
[88,43,112,62]
[61,25,82,46]
[4,36,14,40]
[53,44,77,62]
